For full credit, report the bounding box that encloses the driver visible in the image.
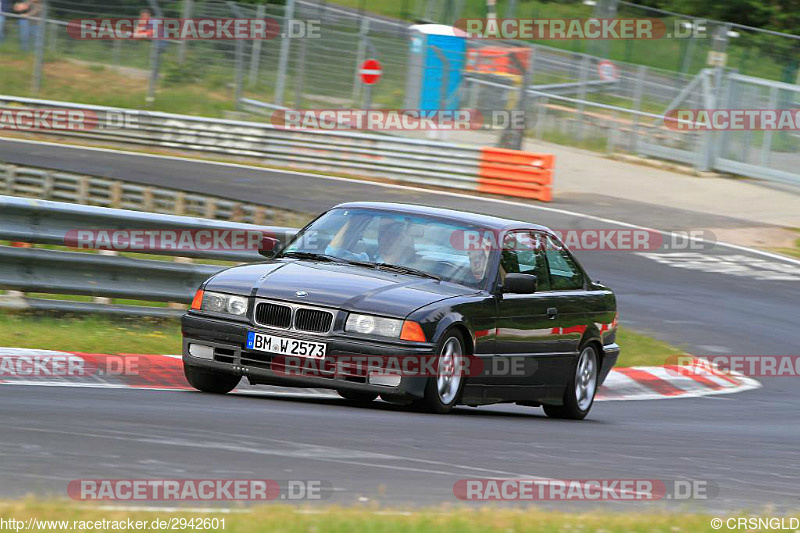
[324,220,414,265]
[374,221,412,264]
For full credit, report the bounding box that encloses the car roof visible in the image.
[333,202,553,233]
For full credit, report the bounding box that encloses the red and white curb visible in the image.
[597,360,761,401]
[0,348,760,401]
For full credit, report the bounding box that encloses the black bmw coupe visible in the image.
[182,202,619,419]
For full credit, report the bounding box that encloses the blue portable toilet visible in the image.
[405,24,467,111]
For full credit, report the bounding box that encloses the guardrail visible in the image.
[0,195,298,317]
[0,95,555,202]
[0,162,302,226]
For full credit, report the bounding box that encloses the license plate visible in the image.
[246,331,327,359]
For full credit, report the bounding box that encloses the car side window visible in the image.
[499,231,550,291]
[544,239,584,290]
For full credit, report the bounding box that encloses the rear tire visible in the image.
[337,390,378,403]
[184,365,240,394]
[543,345,599,420]
[414,330,466,414]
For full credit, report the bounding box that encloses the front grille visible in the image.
[294,308,334,333]
[254,302,292,329]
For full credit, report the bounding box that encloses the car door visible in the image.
[490,230,564,391]
[543,236,590,358]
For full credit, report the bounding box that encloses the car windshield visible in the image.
[280,208,493,289]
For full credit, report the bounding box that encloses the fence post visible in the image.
[759,84,778,167]
[274,0,295,106]
[294,25,308,107]
[146,0,164,105]
[47,19,57,53]
[535,96,547,140]
[498,45,533,150]
[429,46,450,110]
[575,54,590,142]
[112,39,121,68]
[177,0,192,64]
[351,16,370,106]
[31,0,48,95]
[504,0,518,19]
[248,4,266,87]
[632,65,645,155]
[607,111,618,154]
[227,2,245,109]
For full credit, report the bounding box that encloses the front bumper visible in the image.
[182,313,435,398]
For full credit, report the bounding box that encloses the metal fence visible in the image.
[0,194,298,317]
[0,161,306,226]
[0,0,798,185]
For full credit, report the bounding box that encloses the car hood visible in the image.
[205,260,477,317]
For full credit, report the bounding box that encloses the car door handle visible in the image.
[547,307,558,319]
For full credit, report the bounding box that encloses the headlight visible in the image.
[345,313,403,338]
[199,291,248,316]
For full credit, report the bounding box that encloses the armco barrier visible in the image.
[0,195,297,316]
[0,95,554,202]
[477,148,554,202]
[0,162,300,226]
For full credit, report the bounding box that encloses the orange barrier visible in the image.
[466,47,530,77]
[477,147,554,202]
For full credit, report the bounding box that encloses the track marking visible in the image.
[638,252,800,281]
[3,137,799,267]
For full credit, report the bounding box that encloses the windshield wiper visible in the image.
[281,253,439,281]
[373,262,440,281]
[279,251,346,263]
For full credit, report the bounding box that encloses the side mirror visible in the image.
[502,273,537,294]
[258,236,280,259]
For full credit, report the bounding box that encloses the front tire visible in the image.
[543,345,599,420]
[414,330,466,414]
[184,365,240,394]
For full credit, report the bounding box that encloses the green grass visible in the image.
[772,235,800,259]
[0,314,182,355]
[0,314,681,367]
[615,326,685,367]
[0,499,746,532]
[0,52,236,116]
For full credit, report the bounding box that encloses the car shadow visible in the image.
[225,390,609,423]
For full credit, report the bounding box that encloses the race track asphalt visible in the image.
[0,138,798,510]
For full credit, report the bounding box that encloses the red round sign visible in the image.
[359,59,383,85]
[597,60,619,82]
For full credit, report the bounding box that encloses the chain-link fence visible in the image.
[0,0,797,185]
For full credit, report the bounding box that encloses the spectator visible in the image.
[13,0,40,52]
[0,0,13,43]
[133,9,153,39]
